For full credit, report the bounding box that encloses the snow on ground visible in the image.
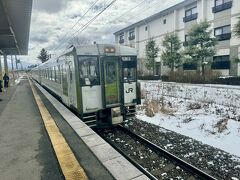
[138,81,240,157]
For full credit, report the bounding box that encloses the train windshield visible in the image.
[122,56,137,83]
[78,56,100,86]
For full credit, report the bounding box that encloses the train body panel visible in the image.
[31,44,139,127]
[124,82,137,105]
[82,86,102,113]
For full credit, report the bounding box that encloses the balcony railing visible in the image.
[215,33,231,41]
[183,13,198,23]
[212,1,232,13]
[119,39,124,44]
[128,35,135,41]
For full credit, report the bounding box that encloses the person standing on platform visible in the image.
[3,73,9,88]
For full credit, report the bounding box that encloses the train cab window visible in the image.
[122,56,137,83]
[78,56,100,86]
[123,68,136,83]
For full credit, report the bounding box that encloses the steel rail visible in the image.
[117,125,217,180]
[97,130,157,180]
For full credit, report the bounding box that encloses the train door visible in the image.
[62,63,68,97]
[103,57,121,107]
[67,60,76,107]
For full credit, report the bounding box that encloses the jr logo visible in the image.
[126,88,133,93]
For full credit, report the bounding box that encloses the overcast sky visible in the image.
[21,0,183,64]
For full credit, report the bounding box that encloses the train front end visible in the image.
[77,44,139,127]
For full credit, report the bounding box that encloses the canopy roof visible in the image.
[0,0,32,55]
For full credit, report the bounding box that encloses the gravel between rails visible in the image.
[123,118,240,180]
[99,128,197,180]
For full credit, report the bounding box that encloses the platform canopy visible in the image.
[0,0,32,55]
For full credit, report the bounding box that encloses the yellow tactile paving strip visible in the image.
[29,79,88,180]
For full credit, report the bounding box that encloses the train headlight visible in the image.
[104,47,115,53]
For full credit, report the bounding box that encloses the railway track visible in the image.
[98,125,217,180]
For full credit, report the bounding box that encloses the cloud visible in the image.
[30,34,49,43]
[23,0,183,64]
[33,0,70,13]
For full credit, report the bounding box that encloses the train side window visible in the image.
[78,56,99,86]
[48,68,50,80]
[51,67,53,81]
[58,65,61,84]
[49,68,51,80]
[52,67,54,81]
[54,66,58,82]
[69,64,73,82]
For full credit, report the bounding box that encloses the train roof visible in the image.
[75,44,137,56]
[32,44,137,70]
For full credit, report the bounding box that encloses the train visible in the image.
[31,44,141,128]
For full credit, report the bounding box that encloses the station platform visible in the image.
[0,76,148,180]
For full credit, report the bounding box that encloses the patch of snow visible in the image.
[234,165,240,169]
[207,161,214,166]
[139,81,240,157]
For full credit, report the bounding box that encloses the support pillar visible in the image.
[11,55,15,84]
[4,55,8,75]
[0,56,2,91]
[15,55,19,78]
[0,55,2,80]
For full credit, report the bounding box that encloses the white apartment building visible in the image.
[114,0,240,76]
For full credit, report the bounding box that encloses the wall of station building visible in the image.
[115,0,240,76]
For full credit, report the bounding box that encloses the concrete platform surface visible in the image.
[0,78,63,180]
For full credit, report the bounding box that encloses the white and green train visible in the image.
[31,44,140,128]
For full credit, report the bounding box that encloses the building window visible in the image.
[163,19,166,24]
[183,63,197,70]
[215,0,231,6]
[214,25,231,41]
[145,26,148,31]
[128,30,135,40]
[185,7,197,16]
[183,6,198,22]
[183,35,190,46]
[211,55,230,69]
[212,0,232,13]
[119,34,124,44]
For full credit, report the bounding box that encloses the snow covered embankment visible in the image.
[138,81,240,157]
